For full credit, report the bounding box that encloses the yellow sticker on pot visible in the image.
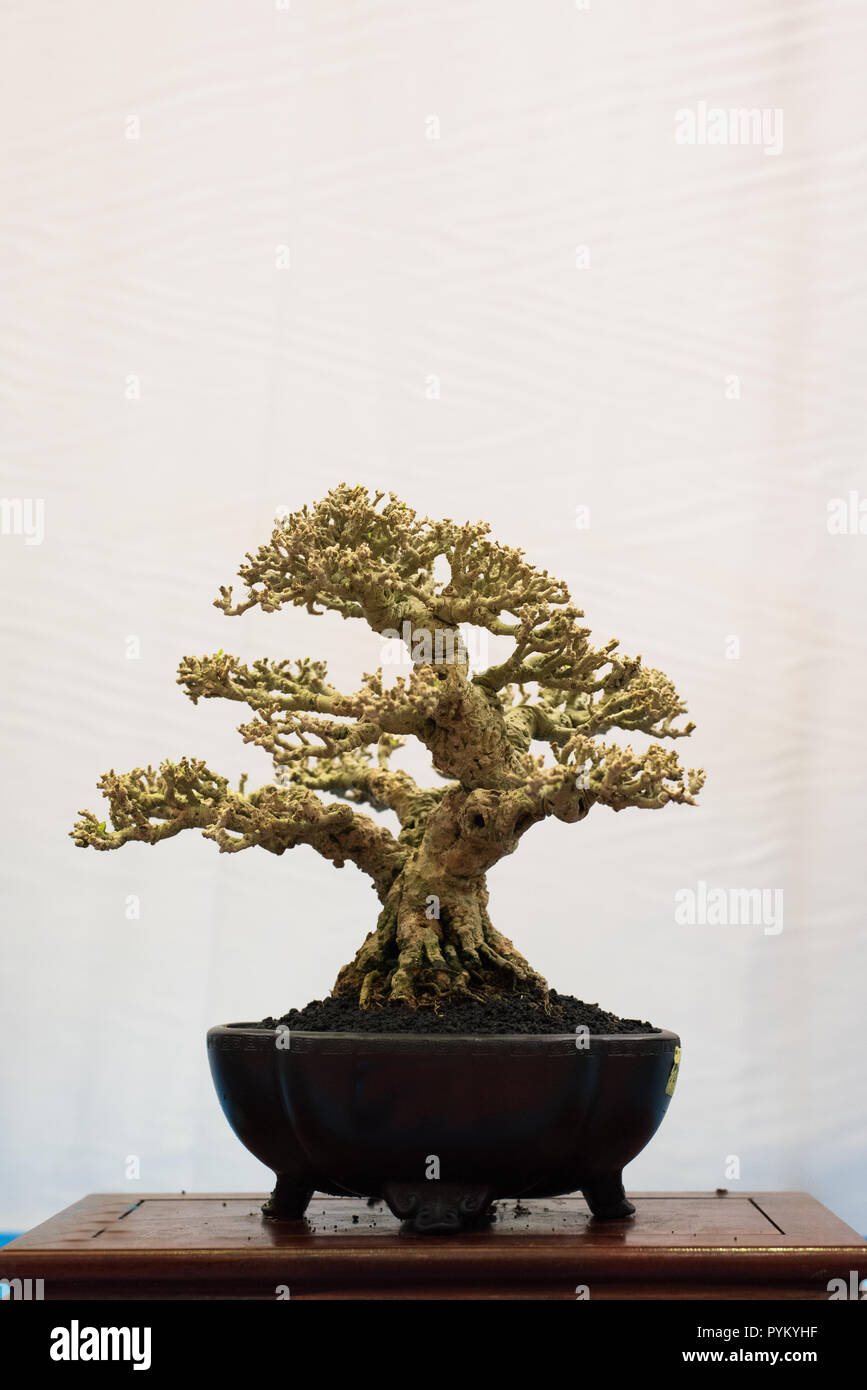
[665,1045,682,1097]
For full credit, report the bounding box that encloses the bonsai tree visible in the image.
[72,484,704,1012]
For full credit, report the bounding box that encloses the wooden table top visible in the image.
[4,1191,864,1299]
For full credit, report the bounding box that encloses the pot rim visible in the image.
[207,1023,679,1053]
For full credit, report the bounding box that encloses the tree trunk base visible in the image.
[334,868,548,1009]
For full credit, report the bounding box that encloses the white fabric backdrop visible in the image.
[1,0,865,1235]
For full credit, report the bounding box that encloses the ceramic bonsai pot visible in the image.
[207,1024,681,1233]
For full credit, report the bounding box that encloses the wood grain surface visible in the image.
[3,1191,864,1299]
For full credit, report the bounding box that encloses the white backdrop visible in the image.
[1,0,865,1237]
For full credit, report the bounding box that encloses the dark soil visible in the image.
[260,990,658,1035]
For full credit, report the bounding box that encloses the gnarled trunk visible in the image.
[333,784,548,1008]
[333,858,546,1007]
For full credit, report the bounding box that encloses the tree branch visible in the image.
[502,666,696,749]
[178,654,355,717]
[70,757,407,897]
[276,741,429,827]
[519,735,705,824]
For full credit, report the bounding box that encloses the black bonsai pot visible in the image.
[207,1024,680,1233]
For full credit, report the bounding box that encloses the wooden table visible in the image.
[3,1191,864,1299]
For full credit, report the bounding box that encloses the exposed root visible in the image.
[333,869,548,1010]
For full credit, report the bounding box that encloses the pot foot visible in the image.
[581,1173,636,1221]
[383,1181,495,1234]
[262,1175,314,1221]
